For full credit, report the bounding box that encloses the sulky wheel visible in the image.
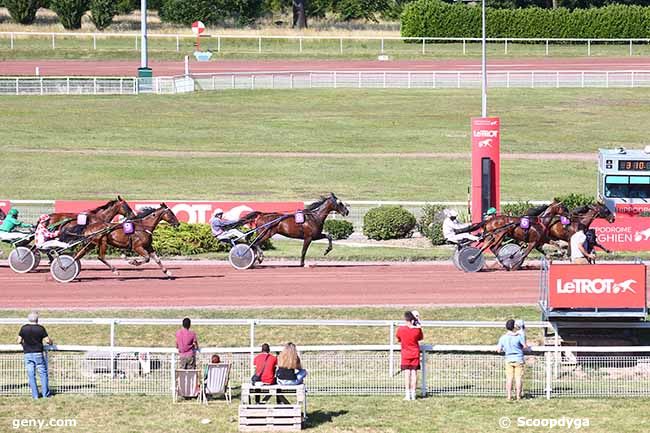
[229,244,256,270]
[9,247,36,274]
[496,243,525,271]
[452,249,461,271]
[50,254,81,283]
[456,246,485,273]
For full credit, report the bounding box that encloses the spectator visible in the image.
[17,311,52,399]
[175,318,198,369]
[253,343,278,385]
[570,223,593,264]
[203,354,221,382]
[396,311,424,401]
[496,319,529,401]
[276,343,307,385]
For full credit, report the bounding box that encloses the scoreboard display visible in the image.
[618,160,650,171]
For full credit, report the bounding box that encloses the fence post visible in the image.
[380,38,384,54]
[93,77,97,95]
[506,71,510,89]
[51,33,55,50]
[408,72,411,89]
[340,38,343,54]
[531,71,535,89]
[299,37,303,53]
[388,322,395,377]
[231,74,235,89]
[631,71,635,88]
[67,77,71,94]
[421,39,425,55]
[290,73,294,89]
[10,32,14,50]
[383,71,386,89]
[581,71,585,88]
[358,71,362,89]
[40,77,43,95]
[333,71,337,89]
[15,77,19,95]
[272,74,275,90]
[217,36,221,52]
[176,35,179,52]
[556,71,560,89]
[249,321,255,374]
[629,39,633,57]
[170,353,176,397]
[462,39,466,55]
[251,75,255,90]
[258,36,262,53]
[606,71,609,88]
[504,39,508,55]
[309,72,312,89]
[545,39,549,56]
[109,320,116,378]
[587,39,591,56]
[93,34,97,50]
[545,352,552,400]
[432,72,436,89]
[420,347,427,397]
[457,72,460,89]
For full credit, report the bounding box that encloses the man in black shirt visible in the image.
[17,311,53,399]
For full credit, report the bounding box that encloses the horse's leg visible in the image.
[311,232,333,256]
[300,237,312,267]
[97,238,119,275]
[513,240,538,271]
[150,251,172,278]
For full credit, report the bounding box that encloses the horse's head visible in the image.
[542,200,570,219]
[593,202,615,223]
[117,196,136,220]
[160,203,180,228]
[330,192,350,216]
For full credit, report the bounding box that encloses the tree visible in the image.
[89,0,116,30]
[292,0,307,28]
[5,0,41,24]
[51,0,90,29]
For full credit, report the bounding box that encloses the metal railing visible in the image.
[162,70,650,94]
[1,32,650,57]
[2,343,650,399]
[0,76,138,95]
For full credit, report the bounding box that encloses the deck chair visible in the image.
[202,363,232,404]
[175,369,201,403]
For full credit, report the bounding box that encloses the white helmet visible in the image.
[447,209,459,218]
[213,208,224,217]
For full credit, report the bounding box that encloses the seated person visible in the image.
[275,342,307,386]
[35,214,70,250]
[209,209,246,241]
[203,354,221,381]
[253,343,277,386]
[0,208,33,242]
[442,209,478,244]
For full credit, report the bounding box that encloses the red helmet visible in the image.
[38,214,50,224]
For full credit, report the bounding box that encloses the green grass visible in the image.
[2,35,650,60]
[0,306,540,348]
[0,395,648,433]
[2,88,645,200]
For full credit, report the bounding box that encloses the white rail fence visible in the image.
[0,76,137,95]
[1,32,650,57]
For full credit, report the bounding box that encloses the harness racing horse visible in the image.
[242,193,350,267]
[545,203,615,254]
[0,208,5,222]
[67,204,179,278]
[50,196,135,229]
[476,201,570,270]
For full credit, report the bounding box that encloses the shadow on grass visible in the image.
[304,409,349,429]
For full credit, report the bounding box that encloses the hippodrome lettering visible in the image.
[556,278,637,295]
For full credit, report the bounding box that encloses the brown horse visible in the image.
[545,203,615,254]
[477,201,570,269]
[0,208,6,222]
[50,196,135,229]
[70,204,179,277]
[242,193,350,267]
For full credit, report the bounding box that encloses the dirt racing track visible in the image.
[0,260,542,309]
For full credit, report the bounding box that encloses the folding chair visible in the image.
[202,363,232,404]
[174,369,201,403]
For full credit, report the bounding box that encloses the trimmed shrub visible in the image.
[160,0,228,26]
[554,193,596,210]
[418,204,447,246]
[401,0,650,39]
[363,206,416,240]
[324,219,354,240]
[116,0,136,14]
[331,0,391,21]
[5,0,41,24]
[89,0,116,30]
[51,0,89,30]
[230,0,266,26]
[501,201,536,216]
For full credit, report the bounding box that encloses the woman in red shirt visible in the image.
[396,311,423,401]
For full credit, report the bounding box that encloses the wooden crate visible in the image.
[239,405,302,432]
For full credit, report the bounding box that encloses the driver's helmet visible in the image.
[8,208,18,217]
[485,207,497,216]
[447,209,459,218]
[213,208,224,218]
[38,214,50,224]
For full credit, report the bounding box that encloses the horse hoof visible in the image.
[112,270,120,276]
[165,271,173,278]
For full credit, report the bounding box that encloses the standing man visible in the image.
[496,319,528,401]
[17,311,52,399]
[570,223,593,264]
[175,318,199,369]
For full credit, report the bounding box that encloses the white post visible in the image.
[272,74,275,89]
[39,77,43,95]
[93,34,96,50]
[217,36,221,52]
[290,73,294,89]
[463,39,466,55]
[15,77,19,95]
[422,39,425,55]
[545,352,552,400]
[299,37,303,53]
[93,77,97,94]
[251,75,255,90]
[545,39,549,56]
[506,71,510,88]
[10,32,14,50]
[606,71,609,88]
[35,66,39,76]
[420,346,427,397]
[388,322,395,377]
[119,77,123,94]
[358,71,362,88]
[333,71,337,89]
[249,321,255,374]
[170,353,176,397]
[176,35,179,52]
[110,320,116,377]
[504,39,508,55]
[408,71,411,89]
[51,33,55,49]
[383,71,386,89]
[531,71,535,89]
[556,71,560,88]
[340,38,343,54]
[581,71,585,88]
[432,72,436,88]
[258,36,262,53]
[67,77,71,94]
[184,55,189,77]
[140,0,148,69]
[381,38,384,53]
[587,39,591,56]
[629,39,633,56]
[481,0,487,117]
[309,72,312,88]
[231,74,235,89]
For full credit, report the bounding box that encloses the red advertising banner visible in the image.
[591,215,650,252]
[471,117,501,223]
[54,201,303,224]
[0,200,10,216]
[548,264,646,309]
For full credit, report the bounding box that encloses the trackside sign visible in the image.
[0,200,10,216]
[548,264,646,309]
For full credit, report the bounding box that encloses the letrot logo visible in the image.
[478,138,493,148]
[634,227,650,242]
[556,278,637,295]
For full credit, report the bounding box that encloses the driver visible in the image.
[210,209,246,241]
[0,208,33,242]
[34,214,71,250]
[484,207,497,221]
[443,209,479,244]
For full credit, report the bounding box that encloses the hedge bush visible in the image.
[363,206,416,240]
[401,0,650,39]
[51,0,89,30]
[501,201,536,216]
[418,204,447,246]
[554,193,596,210]
[160,0,265,27]
[89,0,116,30]
[5,0,41,24]
[324,219,354,240]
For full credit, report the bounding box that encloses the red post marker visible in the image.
[192,21,205,51]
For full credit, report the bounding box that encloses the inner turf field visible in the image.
[1,88,648,201]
